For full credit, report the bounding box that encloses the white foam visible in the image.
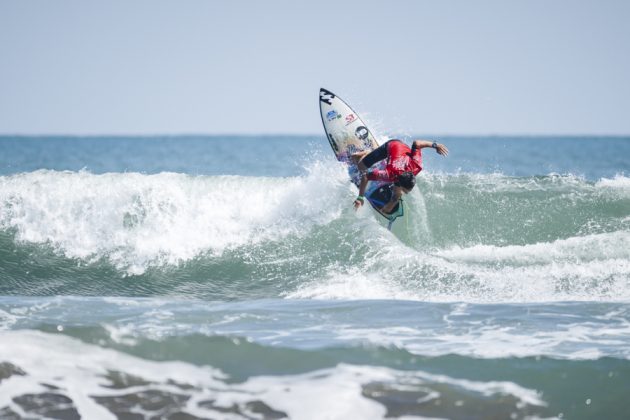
[287,228,630,303]
[423,172,590,193]
[286,271,413,300]
[596,174,630,192]
[0,168,351,275]
[5,295,629,361]
[0,330,227,419]
[0,330,547,419]
[437,230,630,266]
[0,309,18,330]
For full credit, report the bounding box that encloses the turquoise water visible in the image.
[0,135,629,419]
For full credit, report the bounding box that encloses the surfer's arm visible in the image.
[354,173,369,209]
[413,140,449,156]
[381,187,404,214]
[352,151,370,172]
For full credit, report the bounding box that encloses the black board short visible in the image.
[361,140,396,169]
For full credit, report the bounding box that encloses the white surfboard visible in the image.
[319,88,405,226]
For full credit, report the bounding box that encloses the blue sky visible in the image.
[1,0,629,135]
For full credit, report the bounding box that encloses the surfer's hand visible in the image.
[436,143,449,156]
[353,199,364,210]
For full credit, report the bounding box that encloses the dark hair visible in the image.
[395,172,415,190]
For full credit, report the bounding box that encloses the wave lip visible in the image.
[595,174,630,193]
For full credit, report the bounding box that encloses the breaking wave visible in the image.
[1,168,629,302]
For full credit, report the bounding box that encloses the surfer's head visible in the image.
[395,172,416,192]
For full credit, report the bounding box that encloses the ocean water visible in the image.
[0,135,629,419]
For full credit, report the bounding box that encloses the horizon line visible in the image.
[1,132,630,138]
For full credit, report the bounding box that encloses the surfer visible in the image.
[352,140,448,212]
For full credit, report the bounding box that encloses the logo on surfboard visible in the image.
[326,110,342,121]
[355,126,369,141]
[319,88,336,105]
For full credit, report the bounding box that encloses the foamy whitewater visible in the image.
[0,135,629,419]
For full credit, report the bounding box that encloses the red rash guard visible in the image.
[367,141,422,182]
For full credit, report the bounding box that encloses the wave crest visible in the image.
[1,169,629,302]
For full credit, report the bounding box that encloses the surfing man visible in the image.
[352,139,449,212]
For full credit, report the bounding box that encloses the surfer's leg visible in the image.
[360,140,394,169]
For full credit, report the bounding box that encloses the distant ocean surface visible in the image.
[0,135,629,419]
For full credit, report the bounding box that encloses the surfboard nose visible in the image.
[319,88,335,104]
